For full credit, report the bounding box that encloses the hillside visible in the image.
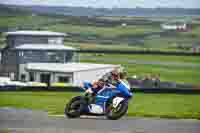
[0,4,30,16]
[1,4,200,17]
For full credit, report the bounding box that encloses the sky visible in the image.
[0,0,199,8]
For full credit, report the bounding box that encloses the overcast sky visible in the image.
[0,0,199,8]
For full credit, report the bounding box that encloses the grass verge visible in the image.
[0,92,199,119]
[80,53,200,84]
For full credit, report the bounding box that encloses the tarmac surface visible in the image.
[0,107,200,133]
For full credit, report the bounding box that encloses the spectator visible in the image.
[155,74,161,87]
[143,74,151,81]
[119,71,129,86]
[142,74,153,88]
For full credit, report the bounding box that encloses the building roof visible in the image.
[14,44,76,51]
[26,63,120,73]
[5,30,66,36]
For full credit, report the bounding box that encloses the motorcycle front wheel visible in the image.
[106,100,128,120]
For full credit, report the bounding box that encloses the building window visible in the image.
[21,74,26,82]
[29,72,35,82]
[47,52,63,63]
[10,72,15,81]
[48,37,63,45]
[0,52,1,64]
[26,50,33,55]
[40,73,51,87]
[65,52,73,62]
[58,76,70,83]
[19,51,24,57]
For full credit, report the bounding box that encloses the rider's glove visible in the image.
[85,88,93,94]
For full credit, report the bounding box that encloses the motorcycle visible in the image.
[64,81,133,120]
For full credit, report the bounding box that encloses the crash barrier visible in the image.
[132,88,200,94]
[1,86,200,94]
[78,50,200,56]
[0,86,84,92]
[128,79,197,90]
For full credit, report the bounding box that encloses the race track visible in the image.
[0,108,200,133]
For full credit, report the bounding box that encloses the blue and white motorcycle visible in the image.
[64,81,133,120]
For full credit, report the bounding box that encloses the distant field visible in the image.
[0,15,59,28]
[0,14,199,52]
[80,53,200,84]
[98,16,148,21]
[0,92,200,119]
[65,42,150,51]
[80,53,200,64]
[142,36,199,49]
[46,24,161,37]
[65,42,189,52]
[183,26,200,37]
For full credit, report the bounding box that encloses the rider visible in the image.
[110,69,129,86]
[110,69,132,98]
[83,78,107,103]
[84,68,131,101]
[84,69,129,93]
[85,78,106,94]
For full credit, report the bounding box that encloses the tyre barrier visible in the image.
[78,50,200,56]
[0,86,200,94]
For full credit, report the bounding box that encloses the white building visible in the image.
[25,63,120,86]
[191,46,200,53]
[161,22,187,31]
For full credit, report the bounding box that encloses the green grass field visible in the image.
[47,24,161,37]
[65,42,180,52]
[0,92,199,119]
[0,15,59,28]
[1,13,199,52]
[65,42,150,51]
[80,53,200,84]
[80,53,200,64]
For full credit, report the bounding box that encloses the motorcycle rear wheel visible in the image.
[65,96,84,118]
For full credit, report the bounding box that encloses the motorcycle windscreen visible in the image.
[83,82,93,89]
